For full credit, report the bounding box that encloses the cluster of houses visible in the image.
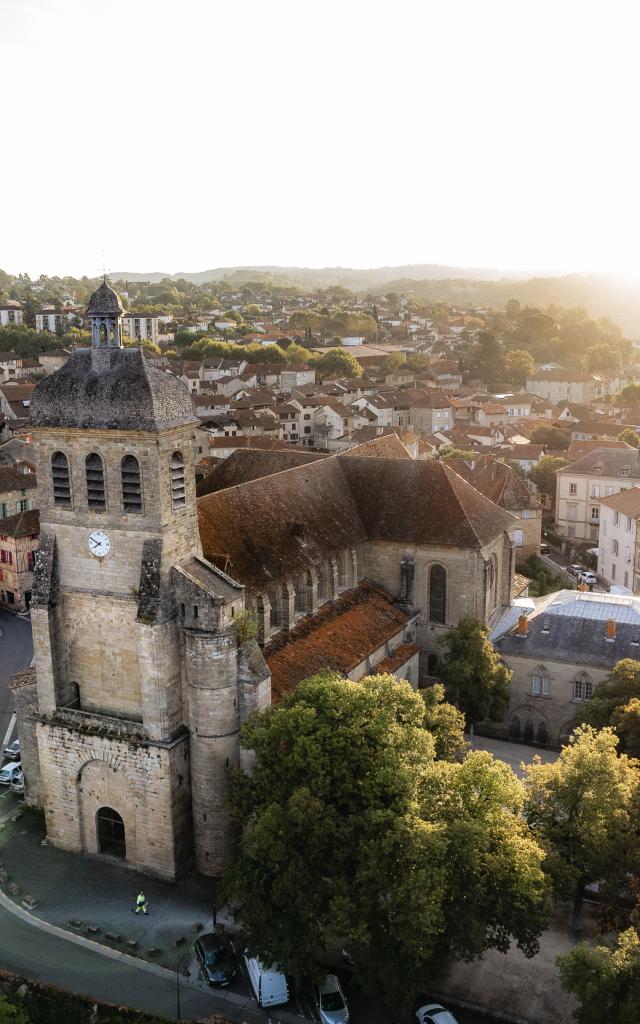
[5,283,640,755]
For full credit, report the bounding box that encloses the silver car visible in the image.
[315,974,349,1024]
[416,1005,460,1024]
[3,739,20,762]
[0,762,21,786]
[10,772,24,794]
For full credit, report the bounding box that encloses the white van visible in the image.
[244,953,289,1007]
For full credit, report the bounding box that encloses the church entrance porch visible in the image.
[96,806,126,858]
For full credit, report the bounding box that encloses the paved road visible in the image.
[0,609,33,745]
[0,896,268,1023]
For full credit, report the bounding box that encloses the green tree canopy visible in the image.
[504,349,534,386]
[583,659,640,757]
[315,348,363,379]
[523,725,640,923]
[557,927,640,1024]
[528,455,569,501]
[617,428,640,448]
[438,616,511,729]
[530,424,570,450]
[224,672,547,1012]
[618,382,640,406]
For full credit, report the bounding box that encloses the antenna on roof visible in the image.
[101,248,107,284]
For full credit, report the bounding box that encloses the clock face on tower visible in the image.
[88,530,111,559]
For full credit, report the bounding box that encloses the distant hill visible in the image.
[111,263,535,288]
[110,265,640,336]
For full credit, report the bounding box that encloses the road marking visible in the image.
[2,713,16,750]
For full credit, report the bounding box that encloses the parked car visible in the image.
[10,772,24,794]
[194,933,236,986]
[540,543,550,555]
[3,739,20,763]
[568,564,584,576]
[315,974,349,1024]
[578,571,598,585]
[0,762,22,786]
[244,954,289,1007]
[416,1005,460,1024]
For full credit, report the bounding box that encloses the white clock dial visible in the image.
[88,530,111,558]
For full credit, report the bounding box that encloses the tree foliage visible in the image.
[557,928,640,1024]
[504,348,534,385]
[224,673,548,1012]
[617,428,640,448]
[530,424,570,451]
[438,616,512,726]
[528,455,569,501]
[583,659,640,757]
[523,726,640,921]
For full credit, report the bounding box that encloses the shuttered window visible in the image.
[171,451,186,509]
[51,451,71,507]
[85,453,106,510]
[121,455,142,513]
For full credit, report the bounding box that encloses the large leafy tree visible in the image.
[523,725,640,924]
[530,424,570,451]
[504,349,534,386]
[224,673,547,1013]
[528,455,569,502]
[438,616,511,731]
[617,428,640,449]
[583,659,640,757]
[557,928,640,1024]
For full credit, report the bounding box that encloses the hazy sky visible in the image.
[2,0,639,278]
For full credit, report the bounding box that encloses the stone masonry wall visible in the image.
[37,720,192,879]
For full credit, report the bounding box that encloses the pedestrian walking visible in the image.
[133,892,148,914]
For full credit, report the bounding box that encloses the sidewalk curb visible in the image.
[0,884,253,1011]
[0,885,306,1023]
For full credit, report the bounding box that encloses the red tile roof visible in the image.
[265,582,413,701]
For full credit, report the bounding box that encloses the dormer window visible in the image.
[621,466,630,477]
[593,465,602,474]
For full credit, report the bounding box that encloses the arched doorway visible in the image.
[97,807,126,858]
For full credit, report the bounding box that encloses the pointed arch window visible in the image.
[51,451,71,507]
[532,666,550,697]
[85,453,106,510]
[121,455,142,513]
[573,672,593,702]
[170,451,186,509]
[428,564,446,624]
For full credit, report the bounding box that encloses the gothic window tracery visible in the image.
[428,564,446,624]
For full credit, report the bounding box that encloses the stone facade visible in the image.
[13,283,271,880]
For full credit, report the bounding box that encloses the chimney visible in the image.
[517,613,528,638]
[606,619,616,643]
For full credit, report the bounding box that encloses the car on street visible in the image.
[194,933,236,986]
[0,762,22,786]
[568,564,584,576]
[315,974,349,1024]
[10,771,24,794]
[3,740,20,762]
[416,1005,460,1024]
[578,571,598,585]
[540,543,550,555]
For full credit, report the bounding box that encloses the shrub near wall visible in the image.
[0,972,173,1024]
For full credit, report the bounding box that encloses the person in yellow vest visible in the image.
[134,892,148,914]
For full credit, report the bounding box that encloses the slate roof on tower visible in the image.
[85,280,125,316]
[30,349,197,431]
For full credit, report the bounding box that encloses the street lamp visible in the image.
[176,950,191,1022]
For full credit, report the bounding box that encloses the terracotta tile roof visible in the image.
[0,507,39,538]
[598,486,640,518]
[196,448,328,497]
[567,439,633,460]
[341,435,412,459]
[197,453,516,593]
[265,582,413,701]
[447,456,539,511]
[375,641,421,675]
[0,466,37,494]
